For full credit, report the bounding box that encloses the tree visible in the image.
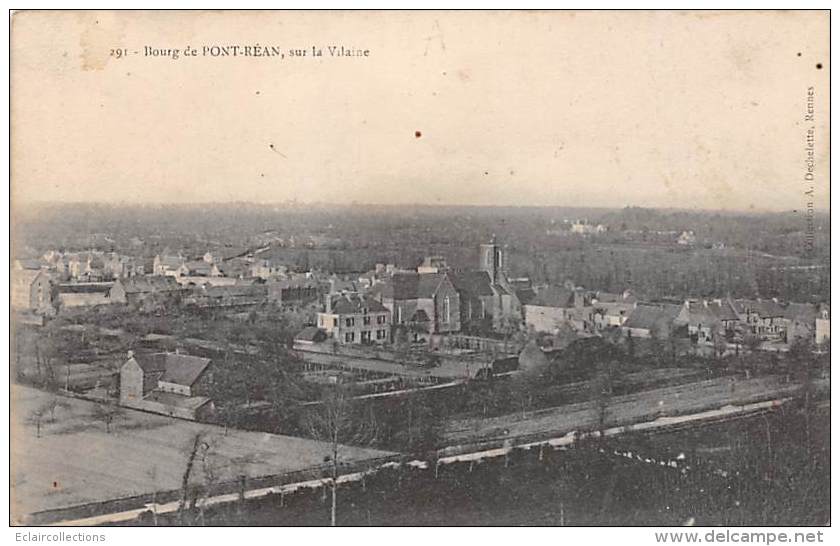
[713,332,729,360]
[591,359,619,440]
[499,314,523,354]
[303,384,376,526]
[177,431,211,523]
[396,392,445,453]
[664,328,681,367]
[28,400,59,439]
[91,399,123,434]
[210,344,305,434]
[146,466,160,526]
[626,331,636,359]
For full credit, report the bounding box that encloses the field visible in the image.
[10,385,392,522]
[161,407,829,526]
[444,374,828,445]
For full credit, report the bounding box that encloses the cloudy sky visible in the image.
[11,10,829,211]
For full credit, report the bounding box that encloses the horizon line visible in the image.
[14,200,830,216]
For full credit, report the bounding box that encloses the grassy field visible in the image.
[10,385,392,522]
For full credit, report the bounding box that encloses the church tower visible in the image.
[479,235,504,284]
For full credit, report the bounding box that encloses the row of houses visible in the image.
[31,251,146,281]
[11,266,323,315]
[521,283,830,347]
[296,237,830,350]
[152,245,293,282]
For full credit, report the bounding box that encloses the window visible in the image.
[443,296,450,323]
[377,314,386,324]
[345,317,355,327]
[363,316,371,326]
[377,329,385,340]
[397,306,402,323]
[345,332,355,343]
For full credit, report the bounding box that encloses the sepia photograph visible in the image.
[7,8,831,531]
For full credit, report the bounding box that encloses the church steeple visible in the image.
[479,235,503,283]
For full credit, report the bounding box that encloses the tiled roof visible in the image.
[16,258,44,270]
[530,286,576,308]
[447,270,495,297]
[381,272,447,300]
[684,302,720,328]
[183,261,215,275]
[735,299,785,318]
[707,300,739,322]
[329,293,389,315]
[624,303,681,330]
[157,255,183,268]
[159,353,212,387]
[131,353,168,374]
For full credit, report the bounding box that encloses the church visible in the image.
[446,237,524,335]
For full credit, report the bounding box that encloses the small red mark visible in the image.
[415,131,422,138]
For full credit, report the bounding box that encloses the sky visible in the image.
[11,10,830,211]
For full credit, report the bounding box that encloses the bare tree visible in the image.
[304,384,376,526]
[28,406,47,439]
[28,396,71,438]
[91,399,123,434]
[591,360,618,440]
[146,466,160,526]
[177,432,210,523]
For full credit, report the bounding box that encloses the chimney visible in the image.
[325,293,333,313]
[127,350,134,360]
